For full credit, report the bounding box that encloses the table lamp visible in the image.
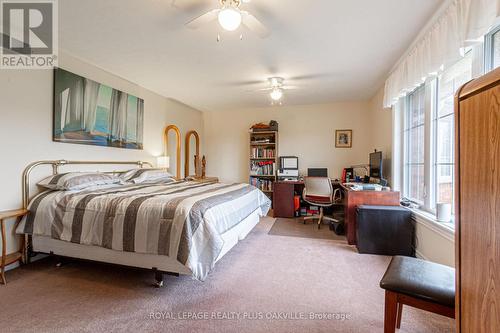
[157,156,170,170]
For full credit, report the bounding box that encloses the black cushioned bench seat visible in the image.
[380,256,455,307]
[380,256,456,332]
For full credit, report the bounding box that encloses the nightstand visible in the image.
[191,177,219,184]
[0,209,28,285]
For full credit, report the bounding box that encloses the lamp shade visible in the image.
[157,156,170,169]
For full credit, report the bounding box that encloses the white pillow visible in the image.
[120,168,175,184]
[38,172,120,191]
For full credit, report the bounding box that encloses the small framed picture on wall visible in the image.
[335,130,352,148]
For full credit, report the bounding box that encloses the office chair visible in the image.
[303,177,339,229]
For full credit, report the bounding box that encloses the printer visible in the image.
[277,156,299,180]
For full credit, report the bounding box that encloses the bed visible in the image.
[17,160,271,285]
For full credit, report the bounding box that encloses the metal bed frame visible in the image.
[19,160,183,287]
[22,159,153,209]
[20,159,261,287]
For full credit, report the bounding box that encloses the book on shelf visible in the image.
[250,160,276,176]
[249,178,273,192]
[251,138,272,144]
[251,147,275,158]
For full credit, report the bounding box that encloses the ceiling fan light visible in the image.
[218,7,242,31]
[270,88,283,101]
[269,77,283,87]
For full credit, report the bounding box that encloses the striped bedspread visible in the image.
[17,181,271,281]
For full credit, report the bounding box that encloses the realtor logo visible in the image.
[1,0,58,69]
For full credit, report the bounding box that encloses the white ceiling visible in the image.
[59,0,441,112]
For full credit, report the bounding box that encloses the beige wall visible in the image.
[0,51,203,258]
[203,100,393,183]
[414,215,455,267]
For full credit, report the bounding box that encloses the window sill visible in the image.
[408,207,455,242]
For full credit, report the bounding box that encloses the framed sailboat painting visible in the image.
[53,68,144,149]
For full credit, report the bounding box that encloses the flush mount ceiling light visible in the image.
[186,0,270,39]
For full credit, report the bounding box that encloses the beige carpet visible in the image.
[0,217,455,333]
[269,218,346,241]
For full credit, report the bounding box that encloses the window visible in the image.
[395,26,489,225]
[404,85,426,204]
[493,31,500,68]
[433,52,473,214]
[485,25,500,71]
[401,52,474,219]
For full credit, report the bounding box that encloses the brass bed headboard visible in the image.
[22,160,153,209]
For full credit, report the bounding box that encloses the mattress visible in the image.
[17,180,271,280]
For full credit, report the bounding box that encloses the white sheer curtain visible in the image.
[461,0,500,41]
[83,79,100,133]
[69,78,84,130]
[108,90,128,142]
[136,99,144,146]
[384,0,500,107]
[60,88,70,131]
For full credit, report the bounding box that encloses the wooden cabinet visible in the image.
[342,187,400,245]
[455,67,500,332]
[273,182,297,218]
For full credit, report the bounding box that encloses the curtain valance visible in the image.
[383,0,500,108]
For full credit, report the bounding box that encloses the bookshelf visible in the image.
[249,130,278,204]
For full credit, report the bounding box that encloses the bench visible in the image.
[379,256,455,332]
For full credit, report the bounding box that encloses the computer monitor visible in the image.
[280,156,298,170]
[369,151,383,178]
[307,168,328,177]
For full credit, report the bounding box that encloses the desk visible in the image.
[273,180,340,218]
[342,185,400,245]
[273,181,400,246]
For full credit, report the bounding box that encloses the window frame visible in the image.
[484,24,500,72]
[431,50,473,216]
[403,84,428,207]
[432,77,454,215]
[401,56,479,220]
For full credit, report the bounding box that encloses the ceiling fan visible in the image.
[186,0,270,38]
[254,77,298,104]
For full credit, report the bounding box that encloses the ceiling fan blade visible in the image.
[288,73,337,81]
[251,86,298,92]
[186,9,219,29]
[245,88,276,93]
[241,11,270,38]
